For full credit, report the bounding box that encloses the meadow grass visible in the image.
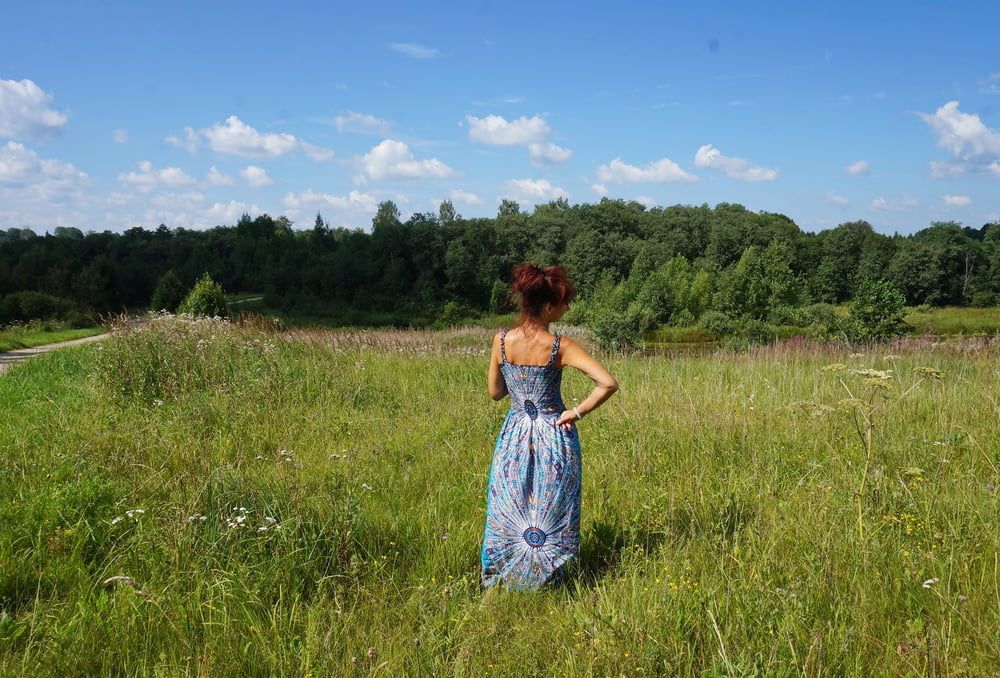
[0,321,104,352]
[1,315,998,676]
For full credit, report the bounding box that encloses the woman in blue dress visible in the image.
[481,263,620,591]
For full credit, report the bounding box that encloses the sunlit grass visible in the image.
[0,320,104,352]
[1,315,997,675]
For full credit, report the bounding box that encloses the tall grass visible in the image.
[1,315,997,675]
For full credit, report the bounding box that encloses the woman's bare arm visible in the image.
[555,336,619,428]
[487,331,509,401]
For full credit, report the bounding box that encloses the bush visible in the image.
[1,291,75,323]
[850,280,908,340]
[177,273,228,318]
[970,291,999,308]
[808,303,838,325]
[149,270,185,312]
[699,310,735,336]
[767,305,816,326]
[588,278,642,351]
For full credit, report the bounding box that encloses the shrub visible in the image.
[1,291,75,323]
[699,310,735,336]
[970,291,999,308]
[850,280,908,340]
[178,273,228,318]
[588,277,642,350]
[149,270,185,312]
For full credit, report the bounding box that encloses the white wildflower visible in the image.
[922,578,939,589]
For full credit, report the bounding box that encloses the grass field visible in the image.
[1,315,997,676]
[0,321,105,352]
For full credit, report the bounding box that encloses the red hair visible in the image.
[511,262,576,324]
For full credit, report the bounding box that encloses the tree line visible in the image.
[1,199,997,331]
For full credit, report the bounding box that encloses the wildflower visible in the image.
[187,514,207,523]
[883,354,900,360]
[125,509,145,519]
[152,399,164,406]
[922,578,939,588]
[848,352,864,358]
[850,368,893,380]
[913,366,944,380]
[822,363,848,372]
[361,483,373,491]
[837,397,865,409]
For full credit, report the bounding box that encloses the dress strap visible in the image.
[499,327,509,364]
[546,334,561,367]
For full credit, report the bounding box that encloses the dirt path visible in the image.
[0,333,110,376]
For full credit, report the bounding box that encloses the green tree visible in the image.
[849,280,907,340]
[498,199,520,218]
[149,270,185,312]
[438,200,458,225]
[178,273,228,317]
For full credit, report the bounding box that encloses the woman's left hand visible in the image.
[555,410,579,430]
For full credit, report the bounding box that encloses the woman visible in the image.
[480,262,620,591]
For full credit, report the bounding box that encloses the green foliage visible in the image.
[1,291,75,323]
[149,270,185,312]
[587,273,643,350]
[178,273,229,318]
[714,241,805,321]
[488,280,512,313]
[698,310,735,336]
[849,280,908,340]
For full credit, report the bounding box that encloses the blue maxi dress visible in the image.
[480,328,583,591]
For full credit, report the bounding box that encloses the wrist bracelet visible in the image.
[573,406,583,420]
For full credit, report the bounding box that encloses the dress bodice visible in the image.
[500,328,565,418]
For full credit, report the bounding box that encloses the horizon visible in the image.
[2,1,998,236]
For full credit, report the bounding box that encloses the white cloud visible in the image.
[528,142,572,165]
[0,141,87,192]
[870,194,919,212]
[919,101,1000,177]
[202,116,299,157]
[635,195,656,207]
[844,159,869,175]
[390,42,439,59]
[448,189,483,205]
[334,111,391,135]
[466,115,550,146]
[118,160,196,193]
[168,116,333,161]
[501,178,568,203]
[359,139,454,181]
[165,126,199,153]
[0,79,68,139]
[204,200,261,225]
[591,183,608,196]
[282,189,378,213]
[694,144,778,181]
[113,129,128,144]
[150,191,206,211]
[205,166,233,186]
[826,192,849,206]
[240,165,273,187]
[943,194,971,206]
[596,157,697,183]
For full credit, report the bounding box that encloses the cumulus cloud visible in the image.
[448,189,483,205]
[844,160,869,175]
[501,178,568,203]
[943,194,971,206]
[596,157,697,183]
[359,139,454,181]
[826,192,849,206]
[591,183,608,196]
[0,141,87,192]
[0,79,68,139]
[390,42,439,59]
[919,101,1000,177]
[467,115,550,146]
[694,144,778,181]
[165,126,199,153]
[118,160,196,193]
[204,200,261,225]
[334,111,391,135]
[205,166,233,186]
[113,129,128,144]
[635,195,656,207]
[282,189,377,212]
[239,165,273,187]
[166,116,333,161]
[528,142,572,165]
[870,194,919,212]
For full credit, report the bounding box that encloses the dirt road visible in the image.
[0,333,110,376]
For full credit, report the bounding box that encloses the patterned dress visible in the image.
[480,328,583,591]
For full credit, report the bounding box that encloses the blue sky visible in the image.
[1,0,998,235]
